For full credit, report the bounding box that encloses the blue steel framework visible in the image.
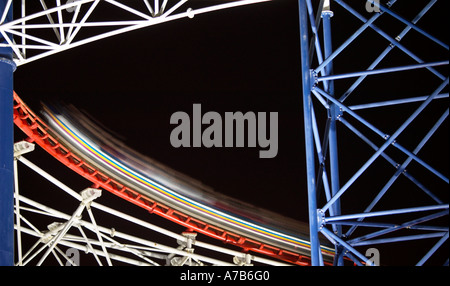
[298,0,448,265]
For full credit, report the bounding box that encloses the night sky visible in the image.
[11,0,449,266]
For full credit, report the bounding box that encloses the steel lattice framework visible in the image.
[299,0,448,265]
[1,0,270,66]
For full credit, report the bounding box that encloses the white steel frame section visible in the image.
[0,0,271,66]
[13,141,288,266]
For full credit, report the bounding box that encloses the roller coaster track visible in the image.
[13,90,334,265]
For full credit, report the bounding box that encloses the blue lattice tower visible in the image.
[298,0,448,265]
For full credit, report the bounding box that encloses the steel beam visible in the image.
[0,0,15,266]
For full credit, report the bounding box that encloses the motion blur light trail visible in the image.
[13,91,335,265]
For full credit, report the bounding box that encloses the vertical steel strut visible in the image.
[0,0,15,266]
[321,2,344,266]
[298,0,320,266]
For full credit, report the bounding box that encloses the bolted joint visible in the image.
[186,8,195,19]
[177,232,197,249]
[80,188,102,206]
[233,253,253,266]
[310,70,319,89]
[317,209,326,230]
[42,222,65,243]
[322,10,334,18]
[14,141,35,158]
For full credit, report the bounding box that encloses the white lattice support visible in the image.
[13,153,289,266]
[0,0,271,66]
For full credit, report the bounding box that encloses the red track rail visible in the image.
[13,91,320,266]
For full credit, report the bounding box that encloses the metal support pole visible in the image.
[298,0,321,265]
[322,2,344,266]
[0,0,15,266]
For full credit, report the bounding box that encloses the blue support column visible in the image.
[298,0,321,265]
[0,0,15,266]
[322,5,344,266]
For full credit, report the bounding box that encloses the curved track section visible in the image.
[13,91,335,265]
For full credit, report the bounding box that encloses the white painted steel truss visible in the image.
[13,141,288,266]
[0,0,270,66]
